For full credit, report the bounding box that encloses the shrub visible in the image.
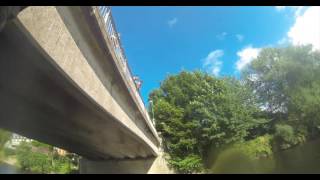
[16,141,74,174]
[275,124,294,142]
[233,134,273,160]
[3,147,15,156]
[168,154,204,173]
[0,129,11,149]
[273,123,306,150]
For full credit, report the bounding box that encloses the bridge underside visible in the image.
[0,19,156,160]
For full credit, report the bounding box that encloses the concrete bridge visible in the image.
[0,6,171,173]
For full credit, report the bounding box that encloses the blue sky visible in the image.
[111,6,319,104]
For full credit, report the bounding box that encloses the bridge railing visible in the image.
[96,6,156,127]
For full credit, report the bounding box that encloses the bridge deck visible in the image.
[0,6,159,160]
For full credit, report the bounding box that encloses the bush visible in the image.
[3,147,15,156]
[168,154,204,173]
[31,141,53,150]
[275,124,294,142]
[293,124,307,144]
[16,141,74,174]
[233,134,273,160]
[0,129,11,149]
[53,156,72,174]
[16,142,52,173]
[274,124,295,150]
[273,123,306,150]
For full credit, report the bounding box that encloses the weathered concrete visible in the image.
[55,6,159,146]
[80,152,174,174]
[0,6,159,160]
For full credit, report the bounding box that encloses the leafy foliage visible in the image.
[168,154,204,173]
[274,124,294,143]
[149,71,262,172]
[243,45,320,138]
[16,142,52,173]
[274,123,306,150]
[0,129,11,149]
[149,45,320,173]
[234,134,273,160]
[15,141,76,174]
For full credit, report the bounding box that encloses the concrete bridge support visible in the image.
[79,152,174,174]
[0,6,169,173]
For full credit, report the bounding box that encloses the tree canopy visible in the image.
[243,45,320,138]
[149,71,263,173]
[149,45,320,173]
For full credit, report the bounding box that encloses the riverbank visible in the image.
[0,148,17,166]
[1,156,17,166]
[0,155,24,174]
[0,162,23,174]
[208,138,320,174]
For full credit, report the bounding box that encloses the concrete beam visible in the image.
[0,18,154,159]
[0,6,163,159]
[14,6,160,155]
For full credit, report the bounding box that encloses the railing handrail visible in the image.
[98,7,140,94]
[96,6,155,127]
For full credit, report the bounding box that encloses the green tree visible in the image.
[149,71,262,173]
[243,45,320,138]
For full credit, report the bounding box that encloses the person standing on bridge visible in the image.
[133,76,143,91]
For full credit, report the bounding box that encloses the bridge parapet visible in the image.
[93,6,158,141]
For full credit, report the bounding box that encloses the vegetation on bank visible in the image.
[0,129,11,160]
[15,142,78,174]
[149,45,320,173]
[0,129,79,174]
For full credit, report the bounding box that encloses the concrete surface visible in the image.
[80,152,174,174]
[0,6,159,159]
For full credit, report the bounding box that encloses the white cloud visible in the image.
[234,6,318,73]
[216,32,228,40]
[287,6,320,51]
[235,34,244,42]
[168,17,178,27]
[277,37,288,45]
[293,7,304,17]
[275,6,306,17]
[275,6,286,11]
[236,45,261,71]
[203,50,224,76]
